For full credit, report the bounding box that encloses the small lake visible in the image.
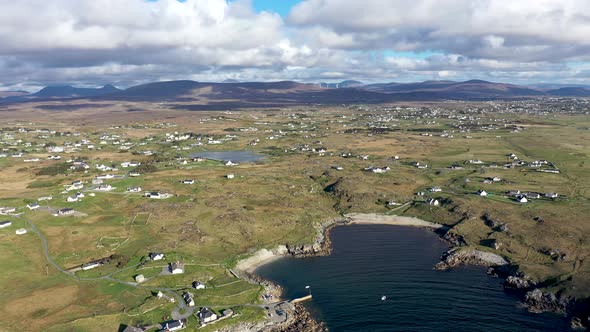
[256,225,571,331]
[189,150,264,163]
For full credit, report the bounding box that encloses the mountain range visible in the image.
[2,80,590,108]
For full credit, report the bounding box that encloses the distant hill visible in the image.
[2,79,590,108]
[113,80,323,101]
[529,83,590,90]
[1,84,121,102]
[32,84,121,98]
[545,87,590,97]
[363,80,545,99]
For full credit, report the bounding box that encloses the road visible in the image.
[18,215,192,320]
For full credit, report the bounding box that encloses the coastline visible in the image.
[233,213,583,331]
[345,212,446,229]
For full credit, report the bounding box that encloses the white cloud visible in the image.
[1,0,590,91]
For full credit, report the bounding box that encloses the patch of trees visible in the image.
[36,162,70,176]
[133,163,157,173]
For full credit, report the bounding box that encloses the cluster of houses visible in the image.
[506,190,559,202]
[364,166,390,173]
[0,207,16,215]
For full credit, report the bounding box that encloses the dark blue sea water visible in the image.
[256,225,571,332]
[190,150,264,163]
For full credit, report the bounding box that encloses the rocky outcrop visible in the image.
[435,248,508,270]
[570,317,585,330]
[267,304,327,332]
[285,218,346,258]
[523,289,570,314]
[442,231,467,246]
[504,275,536,290]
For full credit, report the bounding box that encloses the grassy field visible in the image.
[1,102,590,330]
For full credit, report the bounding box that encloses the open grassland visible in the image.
[1,102,590,330]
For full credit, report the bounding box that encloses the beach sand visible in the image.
[345,213,445,229]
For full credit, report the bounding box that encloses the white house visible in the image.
[478,190,488,197]
[57,208,75,216]
[181,179,195,185]
[183,292,195,307]
[545,192,558,199]
[129,172,141,177]
[27,202,40,210]
[517,196,528,203]
[127,186,142,193]
[0,221,12,228]
[15,228,27,235]
[0,207,16,215]
[160,320,184,332]
[82,262,101,270]
[226,173,235,179]
[169,262,184,274]
[145,192,162,199]
[135,274,146,283]
[192,281,206,290]
[96,184,113,191]
[225,160,237,166]
[427,198,440,206]
[149,252,165,261]
[197,307,218,324]
[67,196,79,202]
[429,187,442,192]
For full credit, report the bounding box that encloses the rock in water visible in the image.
[523,289,569,314]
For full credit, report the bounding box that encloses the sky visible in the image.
[2,0,590,92]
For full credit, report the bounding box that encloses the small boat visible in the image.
[381,295,386,301]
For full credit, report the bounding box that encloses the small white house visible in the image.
[135,274,146,283]
[127,186,142,193]
[478,190,488,197]
[0,221,12,228]
[169,262,184,274]
[96,184,113,191]
[27,202,40,210]
[198,307,218,324]
[192,281,206,290]
[149,252,165,261]
[225,160,237,166]
[518,196,528,203]
[427,198,440,206]
[15,228,27,235]
[57,208,75,216]
[67,196,79,202]
[161,320,184,332]
[82,262,101,270]
[183,292,195,307]
[226,173,235,179]
[181,179,195,185]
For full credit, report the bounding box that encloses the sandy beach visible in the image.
[235,246,288,273]
[235,214,444,273]
[345,213,445,229]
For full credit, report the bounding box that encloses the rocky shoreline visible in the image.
[234,213,588,331]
